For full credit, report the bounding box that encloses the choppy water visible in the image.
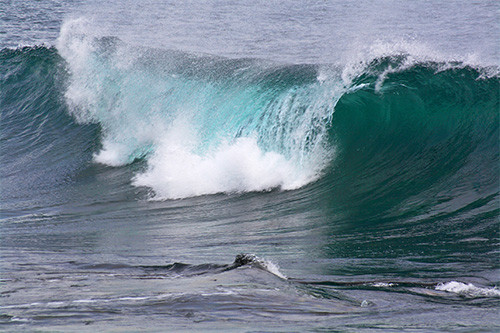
[1,1,499,331]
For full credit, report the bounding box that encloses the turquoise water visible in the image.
[1,1,499,331]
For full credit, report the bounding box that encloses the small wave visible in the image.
[73,254,287,279]
[234,254,288,280]
[435,281,500,298]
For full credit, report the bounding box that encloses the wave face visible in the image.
[0,44,100,212]
[322,56,499,225]
[1,20,498,208]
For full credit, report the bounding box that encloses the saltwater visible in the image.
[1,0,499,331]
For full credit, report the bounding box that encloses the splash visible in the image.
[56,18,341,199]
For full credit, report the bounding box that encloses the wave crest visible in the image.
[56,18,342,199]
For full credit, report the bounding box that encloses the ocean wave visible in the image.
[1,18,498,204]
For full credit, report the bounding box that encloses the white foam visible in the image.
[93,141,130,166]
[371,282,395,287]
[339,39,499,92]
[239,254,288,280]
[133,133,314,200]
[118,296,149,301]
[10,317,29,322]
[57,18,99,123]
[435,281,500,297]
[257,258,287,280]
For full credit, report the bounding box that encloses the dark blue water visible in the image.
[1,1,499,331]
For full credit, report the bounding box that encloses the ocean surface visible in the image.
[1,0,499,331]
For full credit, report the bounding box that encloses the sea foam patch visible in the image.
[133,134,311,199]
[436,281,500,298]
